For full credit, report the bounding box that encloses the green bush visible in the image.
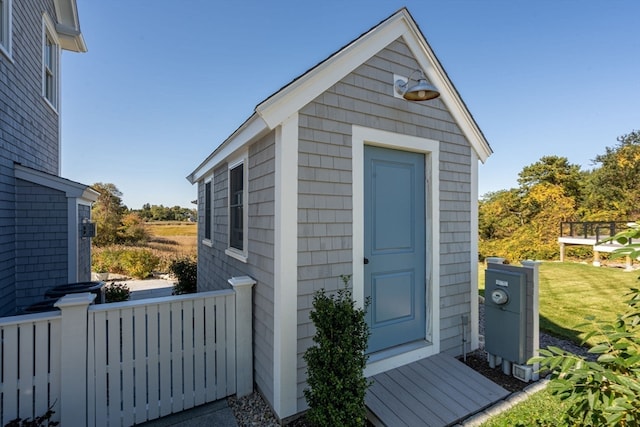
[104,282,130,302]
[303,275,371,427]
[531,288,640,426]
[121,249,159,279]
[92,246,159,279]
[169,257,197,294]
[531,224,640,426]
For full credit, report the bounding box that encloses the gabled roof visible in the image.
[188,7,492,184]
[54,0,87,52]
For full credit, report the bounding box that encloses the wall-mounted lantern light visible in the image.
[394,69,440,101]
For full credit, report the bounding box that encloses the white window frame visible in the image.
[202,175,213,247]
[42,14,60,111]
[225,151,248,262]
[0,0,12,59]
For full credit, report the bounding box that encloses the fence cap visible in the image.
[228,276,256,289]
[521,260,542,269]
[54,292,96,308]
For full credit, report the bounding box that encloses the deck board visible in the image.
[366,353,510,427]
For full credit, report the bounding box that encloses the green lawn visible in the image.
[479,261,639,346]
[480,387,570,427]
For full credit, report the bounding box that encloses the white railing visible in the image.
[0,277,254,427]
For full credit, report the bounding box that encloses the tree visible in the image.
[92,183,125,246]
[583,131,640,219]
[518,155,584,203]
[91,183,148,246]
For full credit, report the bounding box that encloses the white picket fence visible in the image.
[0,277,254,427]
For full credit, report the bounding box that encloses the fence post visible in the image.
[229,276,256,397]
[55,293,96,427]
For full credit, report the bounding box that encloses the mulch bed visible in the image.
[459,350,532,393]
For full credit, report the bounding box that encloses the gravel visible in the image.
[229,296,595,425]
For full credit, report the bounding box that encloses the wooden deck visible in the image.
[366,353,509,426]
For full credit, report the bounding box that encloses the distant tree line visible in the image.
[480,130,640,262]
[133,204,196,222]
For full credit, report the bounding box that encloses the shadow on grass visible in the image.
[539,314,589,347]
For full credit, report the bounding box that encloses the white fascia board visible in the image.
[256,13,407,129]
[53,0,86,52]
[401,26,492,163]
[187,114,269,184]
[14,164,97,201]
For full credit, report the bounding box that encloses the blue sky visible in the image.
[61,1,639,209]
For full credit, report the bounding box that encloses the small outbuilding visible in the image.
[187,7,492,421]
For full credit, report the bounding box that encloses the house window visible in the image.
[229,163,244,251]
[42,15,59,109]
[0,0,11,58]
[204,180,212,241]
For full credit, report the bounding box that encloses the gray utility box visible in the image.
[485,268,527,364]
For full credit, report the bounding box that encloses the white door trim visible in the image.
[352,125,440,376]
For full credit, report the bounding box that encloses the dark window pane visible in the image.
[229,164,243,250]
[204,181,211,240]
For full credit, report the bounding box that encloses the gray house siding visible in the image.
[0,0,62,316]
[294,38,474,409]
[196,132,276,405]
[0,0,92,316]
[14,179,67,311]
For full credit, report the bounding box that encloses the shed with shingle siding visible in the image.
[188,7,492,421]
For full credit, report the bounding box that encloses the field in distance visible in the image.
[144,221,197,259]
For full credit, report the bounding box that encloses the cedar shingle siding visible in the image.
[197,133,277,401]
[294,39,472,409]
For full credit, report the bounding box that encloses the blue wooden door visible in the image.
[364,146,426,353]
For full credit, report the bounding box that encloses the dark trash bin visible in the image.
[45,281,106,304]
[23,298,60,314]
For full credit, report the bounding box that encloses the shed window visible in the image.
[204,180,212,240]
[0,0,11,58]
[229,164,244,251]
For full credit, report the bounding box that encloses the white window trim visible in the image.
[0,0,12,60]
[202,175,213,247]
[42,13,60,112]
[225,151,248,262]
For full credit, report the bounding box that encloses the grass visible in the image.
[479,261,639,346]
[480,387,570,427]
[143,221,197,269]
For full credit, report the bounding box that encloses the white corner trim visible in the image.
[470,150,479,350]
[67,198,78,282]
[273,113,298,418]
[352,125,441,372]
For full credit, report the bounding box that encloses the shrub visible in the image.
[531,223,640,426]
[104,282,130,302]
[121,249,159,279]
[91,246,159,279]
[531,288,640,426]
[169,257,197,294]
[303,275,371,427]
